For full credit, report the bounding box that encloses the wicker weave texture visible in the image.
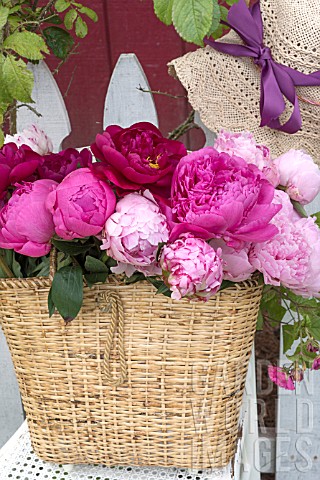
[0,277,262,469]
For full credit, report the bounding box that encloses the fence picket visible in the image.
[17,61,71,152]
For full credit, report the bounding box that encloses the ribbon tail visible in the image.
[280,64,320,87]
[259,62,286,127]
[204,38,258,59]
[267,63,302,134]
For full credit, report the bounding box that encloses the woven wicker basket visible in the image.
[0,269,262,469]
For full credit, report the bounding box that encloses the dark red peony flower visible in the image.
[37,148,92,183]
[0,143,43,199]
[91,122,187,197]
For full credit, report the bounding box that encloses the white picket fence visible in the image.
[1,53,320,479]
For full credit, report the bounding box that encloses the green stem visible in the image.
[0,255,14,278]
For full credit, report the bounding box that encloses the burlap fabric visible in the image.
[170,0,320,161]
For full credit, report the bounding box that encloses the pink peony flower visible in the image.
[160,235,223,301]
[272,190,300,222]
[268,365,295,390]
[102,190,169,277]
[91,122,187,197]
[209,238,255,282]
[312,358,320,370]
[5,125,53,155]
[214,130,280,186]
[170,147,281,248]
[0,180,57,257]
[46,168,116,240]
[37,148,92,183]
[274,149,320,205]
[0,143,43,199]
[250,216,320,297]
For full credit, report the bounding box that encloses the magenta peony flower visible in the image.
[46,168,116,240]
[250,216,320,297]
[0,180,57,257]
[274,149,320,205]
[0,143,43,199]
[170,147,281,248]
[5,125,53,155]
[102,190,169,277]
[160,235,223,301]
[268,365,295,390]
[312,358,320,370]
[38,148,92,183]
[214,130,280,186]
[91,122,187,197]
[210,238,255,282]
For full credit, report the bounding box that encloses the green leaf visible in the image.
[153,0,174,26]
[0,128,4,147]
[55,0,70,13]
[172,0,213,46]
[125,272,146,284]
[2,55,34,103]
[84,255,108,273]
[282,324,298,354]
[3,55,33,103]
[219,280,234,292]
[50,266,83,321]
[0,54,13,105]
[43,27,74,60]
[207,0,221,36]
[256,310,264,331]
[210,5,229,40]
[84,272,108,288]
[52,238,93,255]
[78,6,98,22]
[313,212,320,228]
[291,199,308,218]
[220,5,229,22]
[225,0,239,5]
[64,8,77,30]
[309,317,320,341]
[4,31,49,61]
[147,277,172,297]
[261,295,286,324]
[156,282,172,297]
[49,14,63,25]
[48,290,55,317]
[75,15,88,38]
[0,5,9,29]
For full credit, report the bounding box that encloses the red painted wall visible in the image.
[46,1,205,151]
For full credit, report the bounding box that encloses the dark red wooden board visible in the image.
[46,0,205,151]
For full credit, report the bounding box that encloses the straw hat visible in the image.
[169,0,320,161]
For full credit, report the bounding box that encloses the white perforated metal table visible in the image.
[0,421,233,480]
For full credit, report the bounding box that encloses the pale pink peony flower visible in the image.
[250,215,320,297]
[272,190,300,222]
[268,365,295,390]
[274,149,320,205]
[0,180,57,257]
[214,130,280,186]
[5,125,53,155]
[209,238,255,282]
[102,190,169,277]
[160,235,223,301]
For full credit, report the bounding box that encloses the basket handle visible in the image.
[99,291,128,387]
[49,247,58,282]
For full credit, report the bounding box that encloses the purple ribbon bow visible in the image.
[204,0,320,134]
